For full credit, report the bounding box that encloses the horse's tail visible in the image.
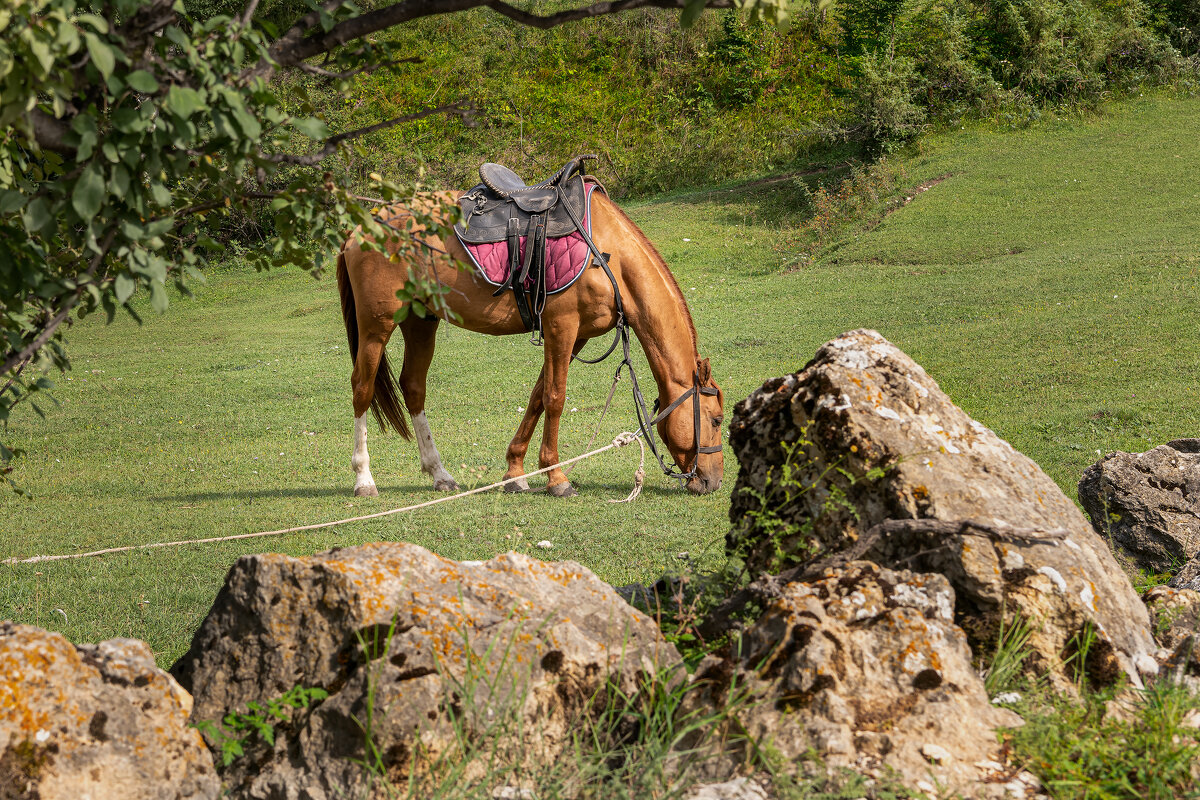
[337,246,412,441]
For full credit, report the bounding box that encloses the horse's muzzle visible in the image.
[687,475,722,495]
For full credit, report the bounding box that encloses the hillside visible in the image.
[272,0,1199,196]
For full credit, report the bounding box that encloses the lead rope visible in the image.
[1,432,645,566]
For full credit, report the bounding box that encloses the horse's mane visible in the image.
[603,198,699,358]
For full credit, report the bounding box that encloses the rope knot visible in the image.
[612,432,638,448]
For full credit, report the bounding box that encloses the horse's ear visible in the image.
[697,358,712,384]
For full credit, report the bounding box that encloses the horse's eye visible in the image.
[713,415,723,428]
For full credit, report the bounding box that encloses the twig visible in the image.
[262,101,473,166]
[697,518,1068,639]
[298,56,421,79]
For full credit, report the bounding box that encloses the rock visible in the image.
[921,742,953,764]
[1143,585,1200,687]
[0,622,218,800]
[683,776,770,800]
[1078,442,1200,573]
[1171,558,1200,591]
[678,562,1022,796]
[725,330,1158,688]
[171,543,680,799]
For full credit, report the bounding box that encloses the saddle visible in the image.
[455,155,601,343]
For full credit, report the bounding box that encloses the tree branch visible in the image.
[695,518,1068,640]
[240,0,262,27]
[486,0,733,29]
[262,101,474,165]
[261,0,733,76]
[30,109,74,154]
[297,55,422,79]
[0,229,117,380]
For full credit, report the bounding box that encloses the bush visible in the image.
[850,52,927,145]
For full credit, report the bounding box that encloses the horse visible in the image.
[335,188,725,499]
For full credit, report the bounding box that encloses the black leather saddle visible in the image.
[454,154,601,343]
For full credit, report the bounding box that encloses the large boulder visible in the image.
[1078,440,1200,574]
[0,622,218,800]
[725,330,1158,688]
[171,542,680,799]
[680,562,1024,796]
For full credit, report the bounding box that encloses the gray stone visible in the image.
[171,543,680,799]
[725,330,1158,689]
[684,776,770,800]
[1143,585,1200,688]
[0,622,218,800]
[1078,442,1200,573]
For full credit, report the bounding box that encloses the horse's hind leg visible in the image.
[351,329,393,497]
[399,315,459,492]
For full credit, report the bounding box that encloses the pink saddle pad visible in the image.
[457,182,602,294]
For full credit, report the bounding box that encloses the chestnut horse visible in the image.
[335,190,724,498]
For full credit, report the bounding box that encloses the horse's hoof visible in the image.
[547,481,578,498]
[434,479,460,493]
[354,483,379,498]
[503,476,531,493]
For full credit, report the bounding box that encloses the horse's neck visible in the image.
[616,234,697,398]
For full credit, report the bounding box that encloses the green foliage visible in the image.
[840,0,908,54]
[1008,681,1200,799]
[730,436,888,573]
[193,684,329,766]
[695,12,778,109]
[982,611,1034,695]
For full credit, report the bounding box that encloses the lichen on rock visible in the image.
[0,622,218,800]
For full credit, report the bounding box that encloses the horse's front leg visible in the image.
[503,338,588,493]
[503,369,547,493]
[539,325,582,497]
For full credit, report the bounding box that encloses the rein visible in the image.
[558,180,718,484]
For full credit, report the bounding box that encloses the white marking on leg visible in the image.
[352,413,378,496]
[412,411,458,490]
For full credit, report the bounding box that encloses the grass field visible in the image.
[2,94,1199,670]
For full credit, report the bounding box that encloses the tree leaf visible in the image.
[126,70,159,93]
[71,114,98,161]
[149,282,168,313]
[71,165,104,222]
[290,116,330,141]
[73,13,109,33]
[84,32,115,79]
[165,86,206,118]
[0,190,23,214]
[114,273,136,304]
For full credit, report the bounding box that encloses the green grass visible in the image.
[3,93,1200,673]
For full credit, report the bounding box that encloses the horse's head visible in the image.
[656,357,725,495]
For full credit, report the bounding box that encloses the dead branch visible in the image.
[261,101,474,165]
[696,518,1068,640]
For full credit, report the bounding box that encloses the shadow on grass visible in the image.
[150,481,690,503]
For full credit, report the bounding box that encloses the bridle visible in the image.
[556,167,722,484]
[576,311,721,484]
